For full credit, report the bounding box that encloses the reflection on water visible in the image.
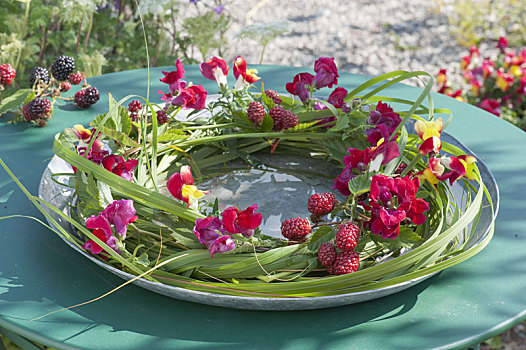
[200,154,342,238]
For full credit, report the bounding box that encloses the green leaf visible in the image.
[97,181,114,208]
[347,173,371,195]
[100,126,140,147]
[260,113,274,132]
[330,114,349,132]
[157,129,187,142]
[0,89,31,116]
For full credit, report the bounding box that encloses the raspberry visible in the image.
[269,106,298,130]
[29,67,50,87]
[308,192,335,216]
[51,55,75,81]
[23,98,51,121]
[281,217,310,242]
[68,72,84,85]
[128,100,142,113]
[264,89,282,105]
[247,101,265,126]
[318,242,336,267]
[59,81,71,92]
[156,110,168,124]
[335,222,360,252]
[332,251,360,275]
[0,63,16,86]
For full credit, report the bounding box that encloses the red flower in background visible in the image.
[286,72,314,102]
[313,57,339,89]
[479,99,501,116]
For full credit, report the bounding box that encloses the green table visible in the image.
[0,65,524,350]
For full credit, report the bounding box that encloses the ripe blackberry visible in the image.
[335,222,360,252]
[0,63,16,86]
[74,89,88,108]
[332,251,360,275]
[23,98,51,121]
[308,192,335,216]
[264,89,282,105]
[318,242,336,267]
[281,217,310,242]
[51,55,75,81]
[247,101,265,126]
[59,81,71,92]
[83,86,100,105]
[68,72,84,85]
[156,110,168,125]
[29,67,50,87]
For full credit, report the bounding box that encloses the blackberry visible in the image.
[308,192,335,216]
[128,100,142,113]
[51,55,75,81]
[332,251,360,275]
[29,67,50,87]
[84,86,100,105]
[0,63,16,86]
[247,101,265,126]
[281,217,310,242]
[74,89,88,108]
[264,89,282,105]
[335,222,360,252]
[156,110,168,125]
[23,98,51,121]
[318,242,337,267]
[68,72,84,85]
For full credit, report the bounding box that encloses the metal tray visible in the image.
[38,133,499,310]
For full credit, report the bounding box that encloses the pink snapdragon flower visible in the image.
[193,217,236,258]
[221,204,263,238]
[171,82,208,110]
[365,102,402,145]
[102,199,138,239]
[82,214,119,255]
[200,56,229,87]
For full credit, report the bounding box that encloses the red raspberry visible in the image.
[318,242,336,267]
[59,81,71,92]
[270,106,298,131]
[332,251,360,275]
[0,63,16,86]
[129,112,138,121]
[247,101,265,126]
[68,72,84,85]
[264,89,282,105]
[335,222,360,252]
[308,192,335,216]
[156,110,168,125]
[128,100,142,113]
[281,217,310,242]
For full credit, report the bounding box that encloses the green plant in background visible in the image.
[236,20,290,64]
[0,0,231,98]
[434,0,526,47]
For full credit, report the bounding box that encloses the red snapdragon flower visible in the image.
[102,154,138,181]
[286,72,314,102]
[171,82,208,110]
[365,101,402,145]
[327,87,348,108]
[221,204,263,238]
[200,56,229,87]
[193,217,235,258]
[233,56,260,89]
[313,57,339,89]
[478,99,500,116]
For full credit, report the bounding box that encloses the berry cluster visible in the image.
[247,101,265,126]
[264,89,282,105]
[128,100,142,121]
[281,217,310,243]
[22,97,52,127]
[308,192,335,217]
[318,223,361,275]
[51,55,75,81]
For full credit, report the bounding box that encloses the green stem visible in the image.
[15,0,31,73]
[401,152,423,177]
